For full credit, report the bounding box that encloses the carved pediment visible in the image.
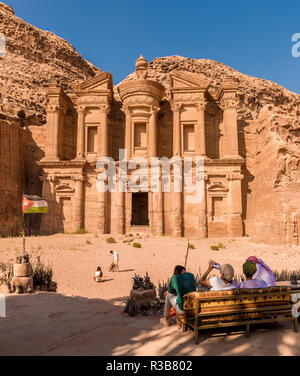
[169,71,211,91]
[72,72,113,95]
[208,182,228,192]
[55,184,75,194]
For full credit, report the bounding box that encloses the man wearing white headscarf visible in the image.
[246,256,276,287]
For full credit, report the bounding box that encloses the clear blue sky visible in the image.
[5,0,300,93]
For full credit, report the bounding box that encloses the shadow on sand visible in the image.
[0,292,299,356]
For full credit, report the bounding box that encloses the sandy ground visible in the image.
[0,233,300,356]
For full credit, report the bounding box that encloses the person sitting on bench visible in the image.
[245,256,276,287]
[238,262,268,289]
[160,265,196,328]
[200,260,237,291]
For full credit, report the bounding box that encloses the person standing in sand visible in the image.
[109,250,119,272]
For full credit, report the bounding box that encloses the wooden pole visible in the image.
[184,242,190,270]
[22,216,26,255]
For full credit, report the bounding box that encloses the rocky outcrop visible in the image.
[0,2,100,125]
[0,3,100,236]
[0,2,299,244]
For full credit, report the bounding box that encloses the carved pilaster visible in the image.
[76,106,86,159]
[149,106,160,158]
[98,104,110,158]
[227,172,243,236]
[220,96,240,159]
[72,175,85,233]
[171,102,183,157]
[195,100,207,157]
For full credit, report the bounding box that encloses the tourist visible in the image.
[246,256,276,287]
[109,250,119,272]
[94,266,103,283]
[160,265,196,328]
[200,260,237,291]
[238,262,268,289]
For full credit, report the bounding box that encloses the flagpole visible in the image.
[22,195,26,255]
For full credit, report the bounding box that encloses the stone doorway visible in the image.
[131,193,149,226]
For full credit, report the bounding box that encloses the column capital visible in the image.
[77,106,86,115]
[220,98,238,111]
[99,104,110,114]
[227,172,244,181]
[121,105,131,115]
[72,175,86,183]
[195,100,207,112]
[47,105,62,114]
[150,105,160,113]
[171,102,183,112]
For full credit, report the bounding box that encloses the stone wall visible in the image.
[0,121,26,236]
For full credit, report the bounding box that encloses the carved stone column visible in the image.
[199,175,208,238]
[98,105,110,158]
[149,106,159,157]
[172,168,183,237]
[45,106,61,160]
[221,99,240,159]
[96,169,107,234]
[40,175,56,234]
[111,174,125,234]
[72,176,85,233]
[76,106,86,159]
[172,103,182,157]
[227,173,243,236]
[124,107,132,160]
[195,101,207,156]
[152,168,164,236]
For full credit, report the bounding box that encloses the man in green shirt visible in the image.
[160,265,196,327]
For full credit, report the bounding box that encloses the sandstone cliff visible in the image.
[0,2,299,245]
[0,2,100,125]
[0,2,100,236]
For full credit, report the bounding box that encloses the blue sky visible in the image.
[5,0,300,93]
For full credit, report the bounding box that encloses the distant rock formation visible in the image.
[0,3,100,125]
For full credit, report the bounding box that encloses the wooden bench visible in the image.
[181,286,298,344]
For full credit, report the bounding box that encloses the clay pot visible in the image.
[48,282,57,292]
[11,276,33,293]
[13,263,32,278]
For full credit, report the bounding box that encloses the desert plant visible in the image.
[124,297,138,317]
[86,240,91,245]
[218,242,226,249]
[106,237,116,244]
[0,262,13,285]
[74,228,88,235]
[31,257,53,287]
[211,245,220,251]
[133,242,142,248]
[157,279,170,301]
[189,244,196,250]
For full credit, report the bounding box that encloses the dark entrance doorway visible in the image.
[131,193,149,226]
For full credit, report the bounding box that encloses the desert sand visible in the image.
[0,233,300,356]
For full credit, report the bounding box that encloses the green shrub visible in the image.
[189,244,196,250]
[133,242,142,248]
[106,237,116,244]
[211,245,220,251]
[32,257,53,287]
[74,228,88,235]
